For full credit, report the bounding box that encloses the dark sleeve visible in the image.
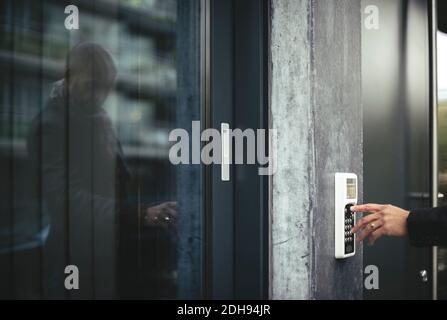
[407,206,447,246]
[39,122,117,229]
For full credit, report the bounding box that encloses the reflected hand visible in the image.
[350,203,409,246]
[144,201,177,228]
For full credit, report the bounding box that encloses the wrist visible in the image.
[403,210,410,235]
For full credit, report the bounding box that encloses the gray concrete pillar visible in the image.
[270,0,363,299]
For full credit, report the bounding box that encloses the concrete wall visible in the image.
[270,0,363,299]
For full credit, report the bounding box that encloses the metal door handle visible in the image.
[221,123,230,181]
[408,192,444,199]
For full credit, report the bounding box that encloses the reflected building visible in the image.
[0,0,202,299]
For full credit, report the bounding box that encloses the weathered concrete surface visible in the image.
[270,0,363,299]
[270,0,314,300]
[311,0,363,300]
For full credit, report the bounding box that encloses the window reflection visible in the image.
[0,0,202,299]
[438,31,447,300]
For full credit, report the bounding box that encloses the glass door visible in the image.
[0,0,204,299]
[0,0,269,300]
[436,1,447,300]
[362,0,432,299]
[436,29,447,300]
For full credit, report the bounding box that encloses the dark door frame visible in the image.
[202,0,269,299]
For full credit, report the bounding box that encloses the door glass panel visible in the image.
[437,30,447,300]
[362,0,431,299]
[0,0,203,299]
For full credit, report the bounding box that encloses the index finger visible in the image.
[350,203,386,213]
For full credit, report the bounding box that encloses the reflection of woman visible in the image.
[27,42,176,299]
[351,203,447,246]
